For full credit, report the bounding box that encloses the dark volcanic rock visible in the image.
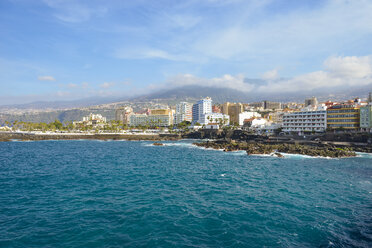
[194,140,357,158]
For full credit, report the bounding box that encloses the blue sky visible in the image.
[1,0,372,105]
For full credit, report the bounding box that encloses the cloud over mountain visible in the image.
[161,55,372,94]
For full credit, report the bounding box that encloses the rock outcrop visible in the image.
[194,140,357,158]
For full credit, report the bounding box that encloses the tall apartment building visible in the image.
[174,102,192,125]
[282,109,327,133]
[249,102,264,109]
[264,101,282,110]
[221,102,244,125]
[360,105,372,132]
[192,97,212,123]
[327,103,360,130]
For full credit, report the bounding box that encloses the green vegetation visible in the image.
[0,109,116,126]
[6,120,130,133]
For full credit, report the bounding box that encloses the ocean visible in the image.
[0,140,371,247]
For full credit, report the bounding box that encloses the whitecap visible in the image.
[356,152,372,158]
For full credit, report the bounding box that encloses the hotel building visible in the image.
[360,105,372,132]
[282,108,327,133]
[327,103,360,130]
[360,93,372,132]
[221,102,244,125]
[192,98,229,125]
[174,102,192,125]
[129,109,173,127]
[192,97,212,124]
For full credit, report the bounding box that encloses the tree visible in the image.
[53,120,63,130]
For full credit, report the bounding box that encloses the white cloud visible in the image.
[43,0,108,23]
[100,82,115,89]
[106,0,372,67]
[38,75,56,81]
[257,55,372,93]
[187,0,372,61]
[113,47,195,62]
[161,55,372,94]
[165,73,254,92]
[261,69,279,81]
[324,55,372,78]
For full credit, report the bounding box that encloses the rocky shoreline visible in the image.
[2,130,371,158]
[193,140,358,158]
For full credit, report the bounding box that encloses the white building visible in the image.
[238,111,261,126]
[200,113,230,125]
[174,102,192,125]
[192,97,212,123]
[129,109,173,127]
[243,117,269,129]
[205,123,220,129]
[282,108,327,133]
[82,113,107,123]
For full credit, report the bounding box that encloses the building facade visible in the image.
[360,105,372,132]
[192,97,212,123]
[243,117,269,129]
[282,110,327,133]
[327,104,360,130]
[115,106,133,124]
[264,101,282,110]
[267,111,285,124]
[200,113,230,125]
[129,109,173,127]
[249,102,264,109]
[82,113,107,124]
[238,111,261,126]
[174,102,192,125]
[221,102,244,125]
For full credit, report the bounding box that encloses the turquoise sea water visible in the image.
[0,140,371,247]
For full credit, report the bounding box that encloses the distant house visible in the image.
[73,113,107,127]
[243,117,268,129]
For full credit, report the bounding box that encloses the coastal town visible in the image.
[1,92,372,135]
[1,92,372,158]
